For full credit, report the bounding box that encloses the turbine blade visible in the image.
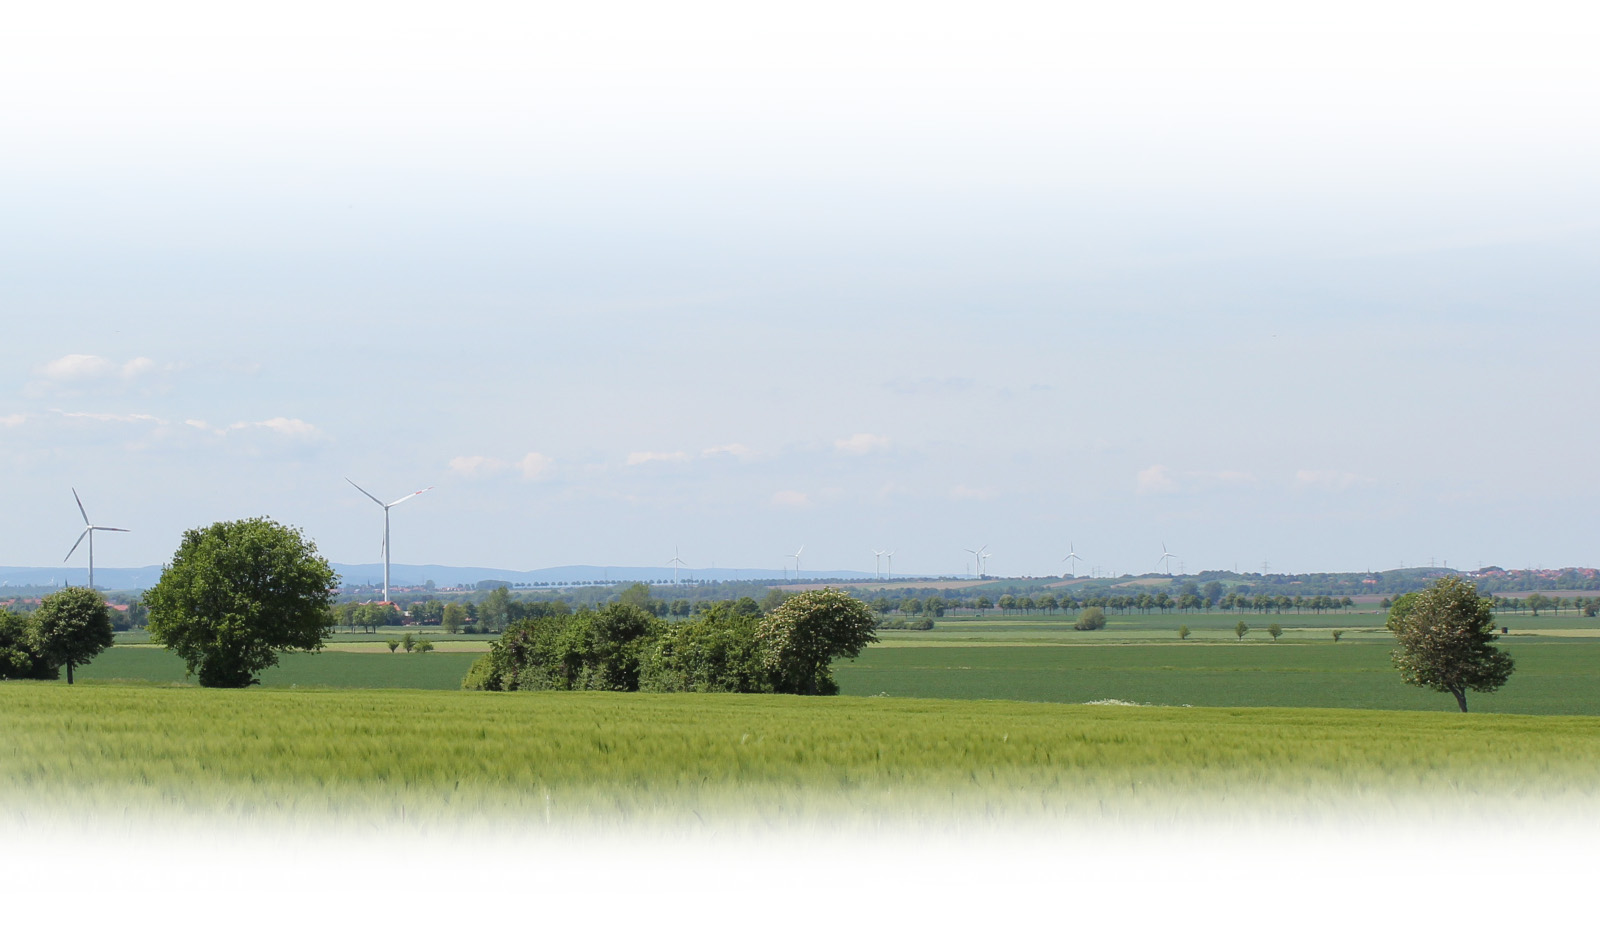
[64,528,89,561]
[72,488,89,525]
[96,526,131,533]
[346,478,386,507]
[388,486,434,508]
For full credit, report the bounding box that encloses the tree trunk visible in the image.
[1452,687,1468,713]
[66,660,74,685]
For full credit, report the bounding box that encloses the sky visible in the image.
[4,2,1599,580]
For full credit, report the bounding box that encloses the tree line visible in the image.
[464,587,877,696]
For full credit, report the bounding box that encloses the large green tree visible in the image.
[32,587,116,684]
[1387,576,1514,713]
[146,517,337,687]
[755,587,878,696]
[0,611,57,680]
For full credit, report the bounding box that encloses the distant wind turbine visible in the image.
[347,478,433,604]
[872,549,886,580]
[668,547,688,584]
[790,545,804,582]
[1158,542,1177,575]
[63,488,128,591]
[885,550,895,582]
[1062,544,1083,578]
[965,544,989,579]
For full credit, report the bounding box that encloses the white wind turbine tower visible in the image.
[1062,544,1083,578]
[884,550,895,582]
[872,549,886,580]
[965,544,989,579]
[1158,542,1178,575]
[346,478,433,604]
[789,545,804,582]
[63,488,128,591]
[668,547,688,584]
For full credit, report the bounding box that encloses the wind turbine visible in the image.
[789,545,804,582]
[346,478,433,604]
[885,550,895,581]
[63,488,128,591]
[872,549,885,580]
[1158,542,1177,575]
[965,544,989,579]
[668,547,688,584]
[1062,544,1083,578]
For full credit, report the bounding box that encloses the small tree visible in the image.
[32,587,116,684]
[387,639,401,653]
[145,517,337,687]
[1332,630,1344,643]
[1388,576,1514,713]
[1234,620,1249,641]
[1267,622,1283,642]
[414,638,434,654]
[402,632,416,653]
[755,588,877,695]
[1178,624,1191,641]
[1074,606,1107,631]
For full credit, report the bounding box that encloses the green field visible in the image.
[4,684,1598,829]
[76,613,1600,717]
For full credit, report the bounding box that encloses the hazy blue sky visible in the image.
[4,3,1598,578]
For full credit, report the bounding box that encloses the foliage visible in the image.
[31,587,116,684]
[1235,621,1249,641]
[1074,606,1107,631]
[1267,623,1283,642]
[1178,625,1190,641]
[0,611,58,680]
[1387,577,1515,712]
[755,588,878,696]
[464,604,661,692]
[640,605,768,693]
[387,639,400,653]
[145,517,337,687]
[1332,630,1343,643]
[414,638,434,654]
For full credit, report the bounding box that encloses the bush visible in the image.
[0,611,57,680]
[1074,607,1107,631]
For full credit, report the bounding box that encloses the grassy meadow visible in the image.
[5,683,1600,830]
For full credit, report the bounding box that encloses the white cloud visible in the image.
[518,452,553,480]
[1137,464,1179,495]
[834,433,890,455]
[0,414,26,427]
[770,490,812,508]
[626,451,690,466]
[31,354,165,395]
[1294,469,1365,492]
[40,354,117,381]
[450,455,508,478]
[121,357,157,377]
[702,443,756,460]
[252,417,321,439]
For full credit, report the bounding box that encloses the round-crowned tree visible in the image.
[1387,576,1513,713]
[146,517,337,687]
[32,587,116,684]
[755,587,878,695]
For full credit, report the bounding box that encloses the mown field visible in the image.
[4,684,1599,829]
